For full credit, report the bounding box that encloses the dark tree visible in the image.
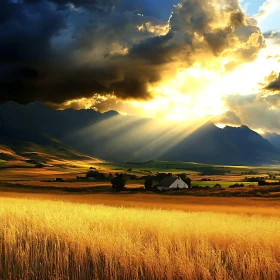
[155,172,173,182]
[178,173,192,187]
[213,183,222,189]
[111,173,126,191]
[144,176,153,190]
[86,170,106,180]
[184,177,192,187]
[258,180,266,186]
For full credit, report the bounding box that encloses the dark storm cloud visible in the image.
[0,1,65,63]
[0,0,170,104]
[204,28,231,55]
[266,73,280,92]
[0,0,68,103]
[128,32,186,65]
[0,0,265,106]
[24,0,114,11]
[229,10,245,27]
[116,0,181,20]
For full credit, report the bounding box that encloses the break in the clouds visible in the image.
[254,0,280,21]
[0,0,265,107]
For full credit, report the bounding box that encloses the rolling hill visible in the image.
[1,101,280,165]
[0,126,97,164]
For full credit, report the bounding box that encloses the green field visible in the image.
[1,156,279,189]
[126,179,258,189]
[92,160,280,176]
[192,180,258,188]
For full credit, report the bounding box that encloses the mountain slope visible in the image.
[0,126,97,164]
[0,101,103,139]
[162,123,280,165]
[263,132,280,151]
[1,102,280,165]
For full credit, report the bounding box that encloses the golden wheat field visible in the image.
[0,197,280,280]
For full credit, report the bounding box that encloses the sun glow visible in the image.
[128,40,280,123]
[57,40,279,126]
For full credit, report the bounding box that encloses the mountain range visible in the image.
[1,101,280,165]
[263,132,280,151]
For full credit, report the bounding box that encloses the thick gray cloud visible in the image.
[0,0,265,107]
[264,30,280,43]
[215,111,242,125]
[221,93,280,132]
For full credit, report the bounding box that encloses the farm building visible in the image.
[157,176,188,191]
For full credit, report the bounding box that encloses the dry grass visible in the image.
[0,197,280,280]
[7,181,112,188]
[0,167,89,181]
[1,186,280,216]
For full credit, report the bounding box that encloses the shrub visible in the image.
[229,183,245,188]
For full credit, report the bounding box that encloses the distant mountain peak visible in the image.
[103,110,119,117]
[221,124,252,132]
[3,100,21,105]
[1,101,23,108]
[263,132,280,151]
[208,121,217,127]
[201,121,220,132]
[222,125,233,130]
[240,124,250,130]
[26,101,48,109]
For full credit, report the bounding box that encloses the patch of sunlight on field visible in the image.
[0,168,75,181]
[0,197,280,280]
[266,180,279,183]
[93,161,280,178]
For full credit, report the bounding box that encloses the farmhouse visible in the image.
[157,176,189,191]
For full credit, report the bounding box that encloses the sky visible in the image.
[1,0,280,133]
